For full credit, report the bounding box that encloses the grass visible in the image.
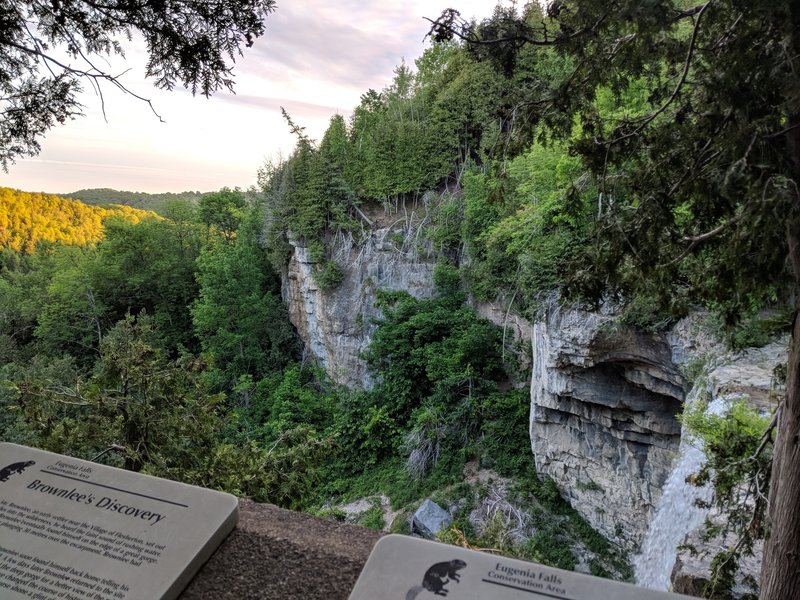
[356,500,385,530]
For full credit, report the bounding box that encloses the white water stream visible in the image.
[633,396,728,589]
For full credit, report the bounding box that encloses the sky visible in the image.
[2,1,494,195]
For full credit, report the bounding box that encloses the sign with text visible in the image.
[0,443,238,600]
[349,535,696,600]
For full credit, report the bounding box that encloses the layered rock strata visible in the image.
[530,304,686,547]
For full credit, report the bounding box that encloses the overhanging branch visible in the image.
[601,1,712,146]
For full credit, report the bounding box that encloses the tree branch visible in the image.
[601,1,712,146]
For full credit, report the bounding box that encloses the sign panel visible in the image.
[349,534,696,600]
[0,443,238,600]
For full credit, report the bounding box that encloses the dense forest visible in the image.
[0,182,625,574]
[0,188,154,252]
[1,1,796,596]
[61,189,204,215]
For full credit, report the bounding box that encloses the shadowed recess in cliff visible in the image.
[530,305,686,548]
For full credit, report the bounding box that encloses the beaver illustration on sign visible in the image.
[0,460,35,482]
[406,559,467,599]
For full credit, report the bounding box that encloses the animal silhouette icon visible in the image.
[406,559,467,599]
[0,460,35,482]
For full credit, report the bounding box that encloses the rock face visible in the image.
[671,525,762,599]
[530,304,686,547]
[283,231,436,388]
[666,338,786,596]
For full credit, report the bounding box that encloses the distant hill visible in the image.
[0,187,156,253]
[61,188,204,215]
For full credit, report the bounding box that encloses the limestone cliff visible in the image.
[667,338,786,596]
[284,226,689,549]
[281,218,782,572]
[530,303,686,547]
[283,230,436,388]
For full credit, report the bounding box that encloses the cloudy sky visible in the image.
[2,1,493,195]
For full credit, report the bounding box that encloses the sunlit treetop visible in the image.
[0,187,155,252]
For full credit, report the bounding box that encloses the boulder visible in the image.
[411,499,452,539]
[671,524,761,599]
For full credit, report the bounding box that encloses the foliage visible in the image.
[427,4,800,591]
[226,365,334,445]
[479,389,533,475]
[0,187,154,252]
[63,189,203,215]
[193,211,299,390]
[725,307,794,351]
[259,31,551,272]
[426,194,464,257]
[314,260,345,291]
[363,284,504,428]
[33,245,104,362]
[459,135,595,312]
[196,428,332,509]
[0,210,206,363]
[318,268,516,489]
[90,217,205,353]
[259,131,358,271]
[0,0,275,169]
[7,314,219,470]
[682,400,773,598]
[199,187,248,242]
[0,190,340,512]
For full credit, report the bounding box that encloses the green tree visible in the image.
[6,314,223,473]
[34,246,104,362]
[89,217,203,353]
[433,1,798,596]
[192,212,299,391]
[89,314,223,473]
[0,0,275,169]
[0,244,67,359]
[364,264,504,428]
[199,188,248,243]
[226,365,334,445]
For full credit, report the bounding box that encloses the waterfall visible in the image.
[633,396,728,589]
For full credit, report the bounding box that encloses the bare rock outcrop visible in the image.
[530,304,686,547]
[283,231,436,388]
[666,338,786,596]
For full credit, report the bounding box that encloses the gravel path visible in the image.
[181,500,383,600]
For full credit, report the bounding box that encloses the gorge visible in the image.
[279,201,786,593]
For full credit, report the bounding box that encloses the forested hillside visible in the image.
[0,187,154,252]
[0,194,626,575]
[63,188,203,215]
[262,8,790,335]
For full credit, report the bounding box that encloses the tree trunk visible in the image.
[759,115,800,597]
[759,302,800,599]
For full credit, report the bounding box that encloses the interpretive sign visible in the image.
[0,443,238,600]
[349,534,697,600]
